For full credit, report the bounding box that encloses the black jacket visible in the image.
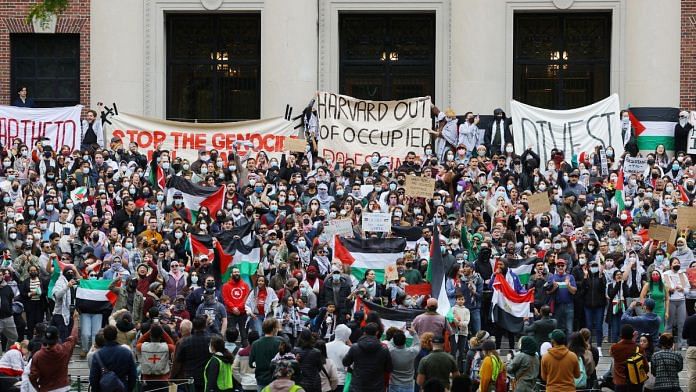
[581,272,607,308]
[172,331,213,388]
[293,346,323,392]
[523,317,557,348]
[343,335,393,392]
[321,276,352,314]
[0,283,14,318]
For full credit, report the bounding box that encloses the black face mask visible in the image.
[29,272,38,278]
[206,281,216,289]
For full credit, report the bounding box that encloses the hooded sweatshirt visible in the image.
[540,345,580,392]
[326,325,351,385]
[342,335,393,392]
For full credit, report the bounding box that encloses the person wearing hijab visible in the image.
[506,336,540,392]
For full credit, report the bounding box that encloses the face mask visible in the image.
[673,265,681,271]
[162,162,170,170]
[605,261,614,269]
[2,197,9,203]
[596,206,604,213]
[371,156,379,164]
[127,225,135,233]
[298,240,306,248]
[553,243,562,250]
[200,223,207,230]
[446,154,454,160]
[505,146,514,153]
[656,255,664,263]
[457,185,464,193]
[191,275,198,284]
[175,232,183,239]
[46,205,54,211]
[294,207,302,214]
[425,149,433,155]
[82,168,90,174]
[66,202,74,209]
[9,233,16,240]
[538,184,547,191]
[7,175,14,182]
[590,267,599,274]
[288,195,296,202]
[414,208,421,215]
[579,258,586,265]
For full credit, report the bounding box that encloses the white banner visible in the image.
[510,94,623,165]
[623,156,648,175]
[0,104,83,151]
[104,113,294,161]
[362,212,392,233]
[317,92,431,168]
[688,128,696,155]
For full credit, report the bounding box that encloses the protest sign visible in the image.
[599,148,609,176]
[325,219,354,238]
[360,185,374,197]
[527,192,551,215]
[688,127,696,155]
[404,175,436,199]
[284,137,307,153]
[677,206,696,229]
[0,104,83,151]
[623,157,648,175]
[362,212,391,233]
[687,267,696,288]
[104,112,293,161]
[510,94,623,166]
[384,264,399,283]
[316,92,431,168]
[648,224,677,243]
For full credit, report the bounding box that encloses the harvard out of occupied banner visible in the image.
[0,105,83,151]
[317,92,431,167]
[510,94,623,165]
[104,113,294,161]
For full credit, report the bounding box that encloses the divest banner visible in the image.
[0,104,83,151]
[104,113,294,161]
[317,92,431,168]
[510,94,623,165]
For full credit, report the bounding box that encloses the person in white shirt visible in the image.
[326,324,351,391]
[664,256,689,349]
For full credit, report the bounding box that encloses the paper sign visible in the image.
[359,185,374,198]
[362,212,392,233]
[677,206,696,229]
[284,137,307,153]
[648,224,677,243]
[404,175,436,199]
[623,157,648,175]
[325,219,354,238]
[599,148,609,176]
[384,264,399,283]
[527,192,551,215]
[687,267,696,288]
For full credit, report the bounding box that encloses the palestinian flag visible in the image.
[75,279,118,313]
[615,169,625,215]
[391,225,425,249]
[70,186,88,204]
[334,236,406,283]
[149,164,166,191]
[166,176,225,222]
[491,273,534,334]
[679,184,691,204]
[186,233,214,260]
[507,258,536,285]
[354,297,424,341]
[629,107,680,153]
[48,258,71,298]
[215,228,260,284]
[428,223,450,316]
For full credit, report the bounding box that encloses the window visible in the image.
[166,13,261,122]
[513,12,611,109]
[339,13,435,101]
[11,34,80,108]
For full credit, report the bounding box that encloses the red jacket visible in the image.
[222,278,250,314]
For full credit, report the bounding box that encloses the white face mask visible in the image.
[505,146,514,153]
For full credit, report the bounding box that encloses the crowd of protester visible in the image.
[0,92,695,391]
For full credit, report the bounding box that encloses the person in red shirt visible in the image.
[30,312,80,391]
[222,267,251,346]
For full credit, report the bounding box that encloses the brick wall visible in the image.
[0,0,90,107]
[682,0,696,109]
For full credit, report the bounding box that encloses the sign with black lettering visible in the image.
[510,94,623,166]
[317,92,431,168]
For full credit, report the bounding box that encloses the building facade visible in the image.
[0,0,691,121]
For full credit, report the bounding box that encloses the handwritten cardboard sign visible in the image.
[284,137,307,153]
[384,264,399,283]
[325,219,354,238]
[677,206,696,229]
[623,157,648,175]
[404,175,436,199]
[527,192,551,215]
[648,224,677,244]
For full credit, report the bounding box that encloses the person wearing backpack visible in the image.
[416,335,459,391]
[610,324,648,392]
[204,335,236,392]
[476,340,506,392]
[540,329,581,392]
[88,325,137,392]
[136,323,176,391]
[568,332,595,389]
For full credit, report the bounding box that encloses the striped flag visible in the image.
[354,297,423,341]
[391,225,425,249]
[166,176,225,222]
[508,258,536,285]
[76,279,117,313]
[629,107,680,153]
[491,273,534,333]
[429,223,450,316]
[615,169,625,214]
[334,237,406,283]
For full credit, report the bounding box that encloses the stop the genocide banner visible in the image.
[104,112,295,161]
[0,104,83,151]
[317,92,432,167]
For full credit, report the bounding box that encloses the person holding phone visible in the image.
[457,112,481,157]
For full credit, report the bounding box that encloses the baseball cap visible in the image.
[432,335,445,344]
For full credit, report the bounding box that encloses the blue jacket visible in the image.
[89,341,137,392]
[621,307,661,344]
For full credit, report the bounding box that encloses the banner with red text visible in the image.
[104,113,294,161]
[0,104,83,151]
[317,92,432,168]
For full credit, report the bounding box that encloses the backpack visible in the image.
[94,352,126,392]
[139,342,171,375]
[574,356,587,388]
[626,347,649,384]
[204,356,234,391]
[490,356,507,392]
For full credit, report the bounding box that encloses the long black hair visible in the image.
[209,335,234,362]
